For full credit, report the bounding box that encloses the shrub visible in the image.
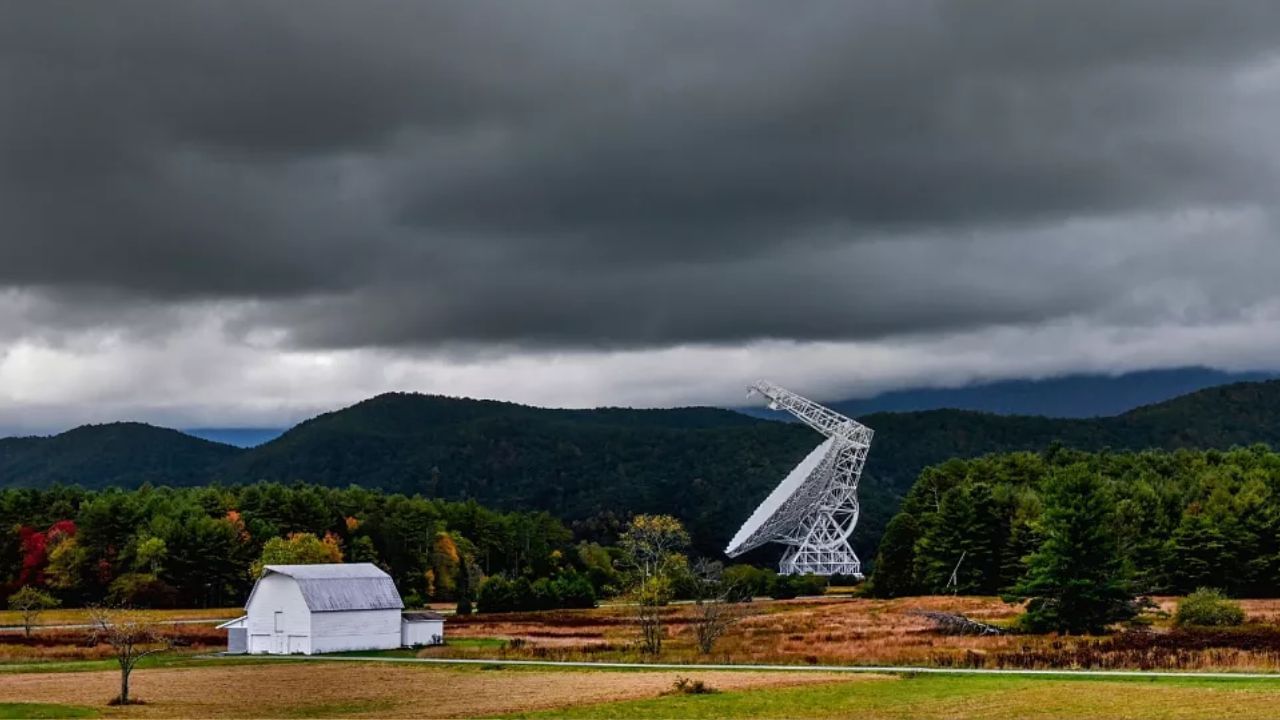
[769,573,825,599]
[667,676,718,695]
[477,576,519,613]
[722,564,775,601]
[531,577,561,610]
[769,574,799,600]
[106,573,179,608]
[477,572,597,613]
[553,571,597,609]
[791,573,828,597]
[1175,588,1245,627]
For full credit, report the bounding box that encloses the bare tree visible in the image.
[689,559,749,655]
[7,586,60,638]
[88,606,174,705]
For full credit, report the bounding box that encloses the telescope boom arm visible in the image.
[749,380,872,446]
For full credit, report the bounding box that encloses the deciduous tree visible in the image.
[88,606,174,705]
[250,531,344,578]
[7,586,60,638]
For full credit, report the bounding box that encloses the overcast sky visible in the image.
[4,1,1280,433]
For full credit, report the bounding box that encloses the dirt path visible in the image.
[0,662,870,718]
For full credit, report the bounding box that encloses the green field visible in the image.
[509,673,1280,720]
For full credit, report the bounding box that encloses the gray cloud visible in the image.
[2,0,1280,355]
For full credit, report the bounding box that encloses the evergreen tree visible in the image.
[914,484,1004,594]
[998,514,1039,593]
[1167,513,1233,594]
[1008,464,1135,634]
[865,513,919,598]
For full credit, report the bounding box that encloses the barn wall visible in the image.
[402,620,444,646]
[227,627,248,654]
[310,609,402,653]
[246,573,311,654]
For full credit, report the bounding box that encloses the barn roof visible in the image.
[402,611,445,622]
[251,563,405,612]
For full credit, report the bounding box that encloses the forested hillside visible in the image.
[0,423,239,487]
[0,484,580,608]
[5,381,1280,560]
[868,445,1280,598]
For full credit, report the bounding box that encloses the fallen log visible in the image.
[909,610,1004,636]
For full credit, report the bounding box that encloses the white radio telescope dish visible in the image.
[725,381,873,578]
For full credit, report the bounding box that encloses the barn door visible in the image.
[272,611,285,653]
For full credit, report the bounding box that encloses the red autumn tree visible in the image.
[17,520,77,587]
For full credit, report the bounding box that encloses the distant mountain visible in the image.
[222,393,810,556]
[7,381,1280,561]
[182,428,286,448]
[0,422,240,488]
[741,367,1277,420]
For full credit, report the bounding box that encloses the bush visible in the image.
[531,577,560,610]
[768,573,825,600]
[1175,588,1245,627]
[477,576,519,613]
[791,574,828,597]
[476,573,595,613]
[552,571,597,609]
[106,573,179,608]
[667,676,718,695]
[722,564,775,602]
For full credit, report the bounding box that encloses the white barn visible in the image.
[220,563,443,655]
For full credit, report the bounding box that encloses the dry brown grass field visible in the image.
[0,623,227,664]
[0,607,240,628]
[438,595,1280,672]
[8,597,1280,718]
[0,661,859,718]
[9,596,1280,671]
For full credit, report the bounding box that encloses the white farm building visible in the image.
[219,563,444,655]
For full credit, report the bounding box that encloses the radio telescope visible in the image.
[725,381,874,578]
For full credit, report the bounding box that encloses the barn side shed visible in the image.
[401,611,445,647]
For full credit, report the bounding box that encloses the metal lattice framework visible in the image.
[724,381,873,578]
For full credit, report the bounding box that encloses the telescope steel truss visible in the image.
[725,381,873,578]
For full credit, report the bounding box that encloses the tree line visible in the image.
[0,483,608,610]
[867,444,1280,610]
[1,483,823,616]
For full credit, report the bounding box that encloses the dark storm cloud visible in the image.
[3,1,1280,348]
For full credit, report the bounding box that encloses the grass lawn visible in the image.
[509,673,1280,720]
[0,703,99,718]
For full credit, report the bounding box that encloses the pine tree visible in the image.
[865,513,920,598]
[1167,507,1246,595]
[998,514,1039,593]
[914,484,1004,594]
[1009,464,1135,634]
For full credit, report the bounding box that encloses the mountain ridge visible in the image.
[6,380,1280,559]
